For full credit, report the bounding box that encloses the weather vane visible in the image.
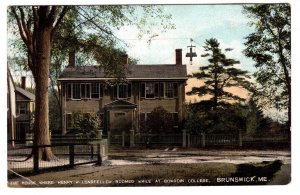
[185,38,197,65]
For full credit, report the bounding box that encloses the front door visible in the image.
[109,110,133,146]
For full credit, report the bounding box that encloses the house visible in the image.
[7,73,35,144]
[7,69,16,146]
[58,49,187,142]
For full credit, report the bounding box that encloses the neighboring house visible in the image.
[58,49,188,140]
[15,77,35,143]
[7,69,16,146]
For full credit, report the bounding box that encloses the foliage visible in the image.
[49,89,61,134]
[144,106,174,134]
[187,38,250,110]
[185,98,279,136]
[243,4,291,126]
[71,112,101,138]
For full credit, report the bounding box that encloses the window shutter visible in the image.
[173,82,178,97]
[100,83,104,98]
[128,83,132,98]
[154,83,159,98]
[159,82,164,98]
[140,83,145,98]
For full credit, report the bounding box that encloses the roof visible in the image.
[15,87,35,101]
[58,64,187,81]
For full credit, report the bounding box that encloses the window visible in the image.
[141,82,164,99]
[81,83,91,99]
[91,83,100,99]
[72,83,81,99]
[113,84,131,99]
[17,102,28,114]
[118,84,127,99]
[145,83,155,98]
[165,82,178,98]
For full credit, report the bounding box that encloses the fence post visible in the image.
[130,130,135,147]
[239,131,243,147]
[96,143,102,166]
[69,144,74,168]
[182,129,186,148]
[122,131,125,147]
[33,146,39,173]
[201,132,206,148]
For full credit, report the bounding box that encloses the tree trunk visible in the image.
[33,27,56,161]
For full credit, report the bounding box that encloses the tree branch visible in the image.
[10,7,28,45]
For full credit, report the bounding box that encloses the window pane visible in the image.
[145,83,155,98]
[118,84,127,99]
[165,82,174,98]
[73,83,81,99]
[91,83,100,99]
[81,84,86,98]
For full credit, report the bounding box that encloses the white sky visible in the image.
[115,4,256,75]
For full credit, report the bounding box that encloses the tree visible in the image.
[71,112,101,139]
[144,106,174,134]
[187,38,250,110]
[243,4,291,127]
[8,5,174,160]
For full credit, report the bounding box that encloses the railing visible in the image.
[8,140,107,174]
[205,134,239,146]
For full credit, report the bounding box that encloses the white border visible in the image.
[1,1,299,195]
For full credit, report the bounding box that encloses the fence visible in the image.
[8,139,108,174]
[135,134,182,146]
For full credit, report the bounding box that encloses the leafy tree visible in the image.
[8,5,174,160]
[187,38,250,110]
[71,112,101,139]
[145,106,174,134]
[243,4,291,127]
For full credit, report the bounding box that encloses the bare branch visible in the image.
[10,7,28,45]
[52,6,70,33]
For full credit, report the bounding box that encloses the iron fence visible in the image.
[8,141,106,174]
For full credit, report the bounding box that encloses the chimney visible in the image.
[122,54,128,65]
[175,49,182,65]
[21,76,26,89]
[68,50,75,67]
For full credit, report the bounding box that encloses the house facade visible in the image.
[7,73,35,145]
[58,49,187,141]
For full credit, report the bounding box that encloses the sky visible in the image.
[115,4,256,74]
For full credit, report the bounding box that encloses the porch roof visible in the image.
[104,99,137,109]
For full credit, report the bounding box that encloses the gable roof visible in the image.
[15,87,35,101]
[58,64,187,81]
[104,99,137,109]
